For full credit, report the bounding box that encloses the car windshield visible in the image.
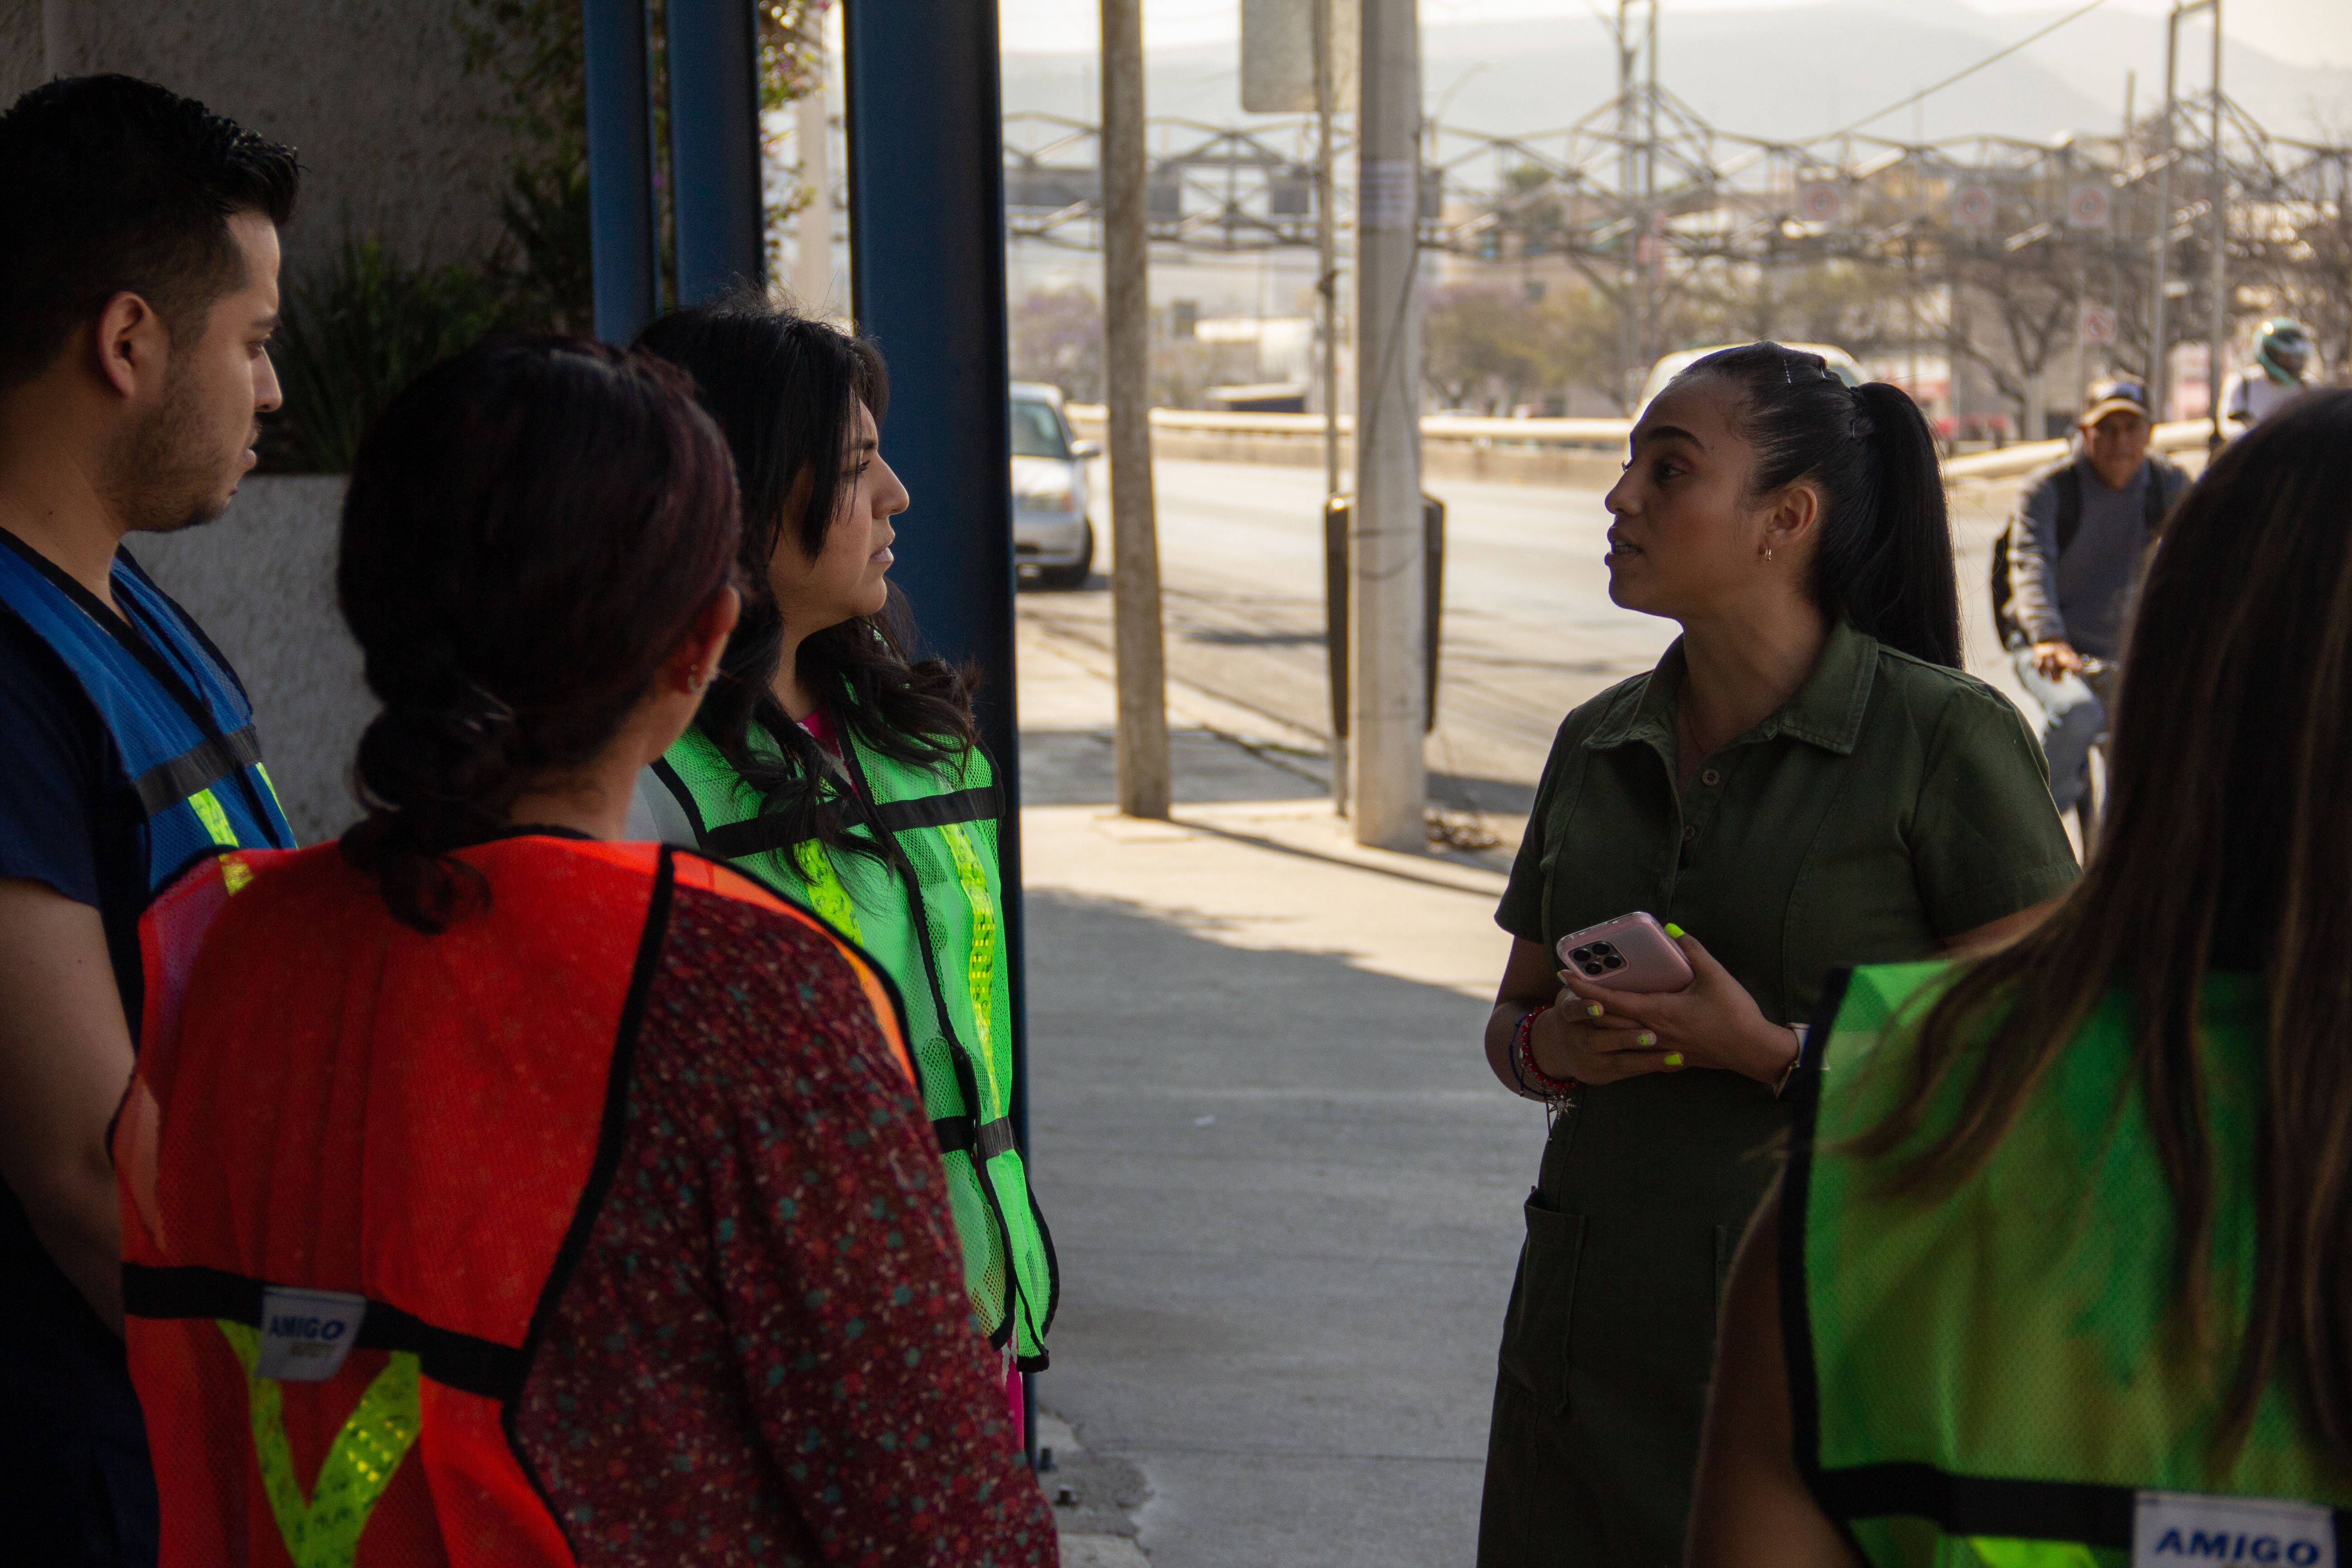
[1010,399,1070,459]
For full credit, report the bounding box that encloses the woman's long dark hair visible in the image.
[1677,343,1961,667]
[1854,391,2352,1472]
[337,336,740,931]
[634,296,976,858]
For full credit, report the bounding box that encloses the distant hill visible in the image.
[1001,0,2352,148]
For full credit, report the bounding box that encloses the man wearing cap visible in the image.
[2000,376,2191,820]
[2221,318,2315,431]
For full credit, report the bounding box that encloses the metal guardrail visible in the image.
[1065,403,1630,450]
[1065,404,2218,475]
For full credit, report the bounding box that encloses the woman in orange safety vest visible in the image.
[114,337,1055,1567]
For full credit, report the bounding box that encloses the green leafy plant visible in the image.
[259,239,508,474]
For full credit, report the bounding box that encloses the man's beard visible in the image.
[103,367,252,535]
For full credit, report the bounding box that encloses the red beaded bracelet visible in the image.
[1511,1004,1580,1102]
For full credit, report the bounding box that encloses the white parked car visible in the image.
[1635,343,1864,418]
[1011,381,1098,590]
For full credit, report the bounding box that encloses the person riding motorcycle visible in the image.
[2221,318,2315,431]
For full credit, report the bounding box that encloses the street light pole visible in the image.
[1102,0,1173,819]
[1316,0,1347,815]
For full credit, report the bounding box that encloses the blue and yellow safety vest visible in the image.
[0,530,293,883]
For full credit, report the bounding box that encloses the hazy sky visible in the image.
[997,0,2352,69]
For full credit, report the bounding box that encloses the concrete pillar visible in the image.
[1348,0,1425,851]
[792,56,833,312]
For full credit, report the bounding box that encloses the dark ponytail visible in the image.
[1678,343,1961,667]
[336,336,741,931]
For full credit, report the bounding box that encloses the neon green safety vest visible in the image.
[649,716,1057,1367]
[1789,962,2352,1568]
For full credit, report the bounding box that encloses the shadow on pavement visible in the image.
[1024,885,1533,1568]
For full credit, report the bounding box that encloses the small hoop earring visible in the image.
[1764,546,1775,563]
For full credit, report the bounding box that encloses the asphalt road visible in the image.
[1020,456,2042,823]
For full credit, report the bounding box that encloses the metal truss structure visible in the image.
[1004,83,2352,416]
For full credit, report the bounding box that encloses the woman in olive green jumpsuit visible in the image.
[1475,344,2078,1566]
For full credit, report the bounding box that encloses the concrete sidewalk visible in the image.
[1017,608,1537,1567]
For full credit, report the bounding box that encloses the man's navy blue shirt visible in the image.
[0,545,227,1568]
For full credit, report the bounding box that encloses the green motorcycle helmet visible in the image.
[2256,318,2312,384]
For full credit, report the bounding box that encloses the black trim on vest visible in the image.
[1817,1462,2352,1549]
[0,528,285,844]
[499,843,676,1557]
[700,810,802,862]
[122,1261,529,1402]
[132,725,264,818]
[932,1114,1019,1161]
[1780,965,1873,1562]
[651,756,710,844]
[1815,1462,2136,1547]
[871,784,1003,834]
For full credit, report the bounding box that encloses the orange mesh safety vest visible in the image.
[116,837,912,1568]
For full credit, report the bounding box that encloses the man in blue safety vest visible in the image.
[0,75,299,1565]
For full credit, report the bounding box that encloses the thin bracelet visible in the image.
[1512,1004,1579,1102]
[1771,1024,1809,1099]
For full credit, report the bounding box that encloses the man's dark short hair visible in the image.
[0,75,300,391]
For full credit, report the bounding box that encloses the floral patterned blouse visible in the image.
[510,879,1057,1565]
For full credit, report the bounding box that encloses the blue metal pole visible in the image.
[583,0,658,342]
[841,0,1032,1459]
[667,0,764,306]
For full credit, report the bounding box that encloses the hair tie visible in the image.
[1847,383,1876,441]
[452,678,515,735]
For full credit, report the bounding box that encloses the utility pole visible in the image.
[1102,0,1172,819]
[793,42,833,311]
[2152,5,2180,419]
[2204,0,2227,448]
[1349,0,1425,850]
[1314,0,1348,816]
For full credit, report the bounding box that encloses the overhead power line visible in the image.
[1827,0,2113,140]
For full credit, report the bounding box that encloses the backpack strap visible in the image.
[2141,460,2175,535]
[2052,466,2084,558]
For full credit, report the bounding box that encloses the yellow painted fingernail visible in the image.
[1586,1001,1604,1019]
[1637,1031,1657,1047]
[1664,922,1686,939]
[1664,1051,1684,1066]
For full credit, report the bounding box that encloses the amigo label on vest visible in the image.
[2135,1490,2335,1566]
[255,1286,368,1383]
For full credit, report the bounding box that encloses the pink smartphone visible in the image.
[1555,912,1694,993]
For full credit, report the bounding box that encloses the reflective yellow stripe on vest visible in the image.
[937,819,1000,1102]
[217,1319,421,1568]
[190,787,238,848]
[792,839,865,945]
[1965,1540,2098,1568]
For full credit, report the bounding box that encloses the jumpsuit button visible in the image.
[1700,768,1721,787]
[1681,824,1697,843]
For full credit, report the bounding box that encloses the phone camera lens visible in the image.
[1580,961,1604,976]
[1602,954,1625,970]
[1592,942,1618,960]
[1569,946,1592,962]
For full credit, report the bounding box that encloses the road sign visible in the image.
[2066,182,2112,230]
[2079,304,2117,345]
[1796,180,1842,225]
[1952,185,1995,227]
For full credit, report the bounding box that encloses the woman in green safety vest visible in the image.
[627,298,1056,1436]
[1689,392,2352,1567]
